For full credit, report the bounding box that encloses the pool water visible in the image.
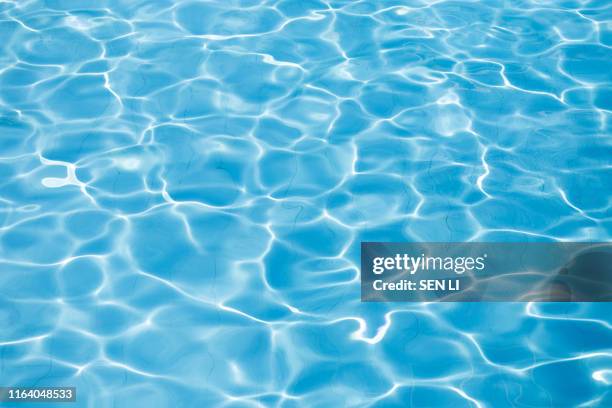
[0,0,611,406]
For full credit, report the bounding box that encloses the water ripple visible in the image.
[0,0,611,406]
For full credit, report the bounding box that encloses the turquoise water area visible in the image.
[1,0,611,406]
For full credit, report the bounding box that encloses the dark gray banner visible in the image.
[361,243,612,302]
[0,387,76,402]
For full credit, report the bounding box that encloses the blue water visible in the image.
[0,0,611,406]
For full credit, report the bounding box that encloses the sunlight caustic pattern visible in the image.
[0,0,611,407]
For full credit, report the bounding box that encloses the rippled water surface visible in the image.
[1,0,611,406]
